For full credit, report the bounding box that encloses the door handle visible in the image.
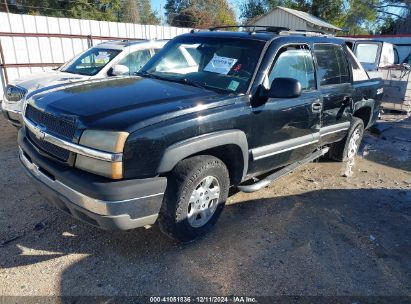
[311,102,322,113]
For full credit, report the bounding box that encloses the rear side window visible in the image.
[314,44,349,86]
[269,46,316,91]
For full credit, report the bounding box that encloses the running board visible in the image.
[237,147,329,193]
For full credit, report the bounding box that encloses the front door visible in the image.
[247,44,321,175]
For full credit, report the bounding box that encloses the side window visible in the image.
[118,49,152,75]
[268,46,316,91]
[314,44,350,86]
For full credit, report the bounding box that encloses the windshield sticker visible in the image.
[95,52,111,64]
[228,80,240,91]
[204,54,238,75]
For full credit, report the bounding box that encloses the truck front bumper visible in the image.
[18,132,167,231]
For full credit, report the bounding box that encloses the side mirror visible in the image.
[265,77,302,98]
[111,64,130,76]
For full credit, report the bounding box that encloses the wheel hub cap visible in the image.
[187,176,220,228]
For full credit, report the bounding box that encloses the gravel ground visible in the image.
[0,113,410,297]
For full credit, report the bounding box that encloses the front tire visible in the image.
[328,117,364,162]
[158,155,229,242]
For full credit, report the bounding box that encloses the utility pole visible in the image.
[159,2,163,25]
[4,0,9,13]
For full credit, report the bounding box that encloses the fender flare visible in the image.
[353,99,374,113]
[353,100,374,129]
[157,130,249,181]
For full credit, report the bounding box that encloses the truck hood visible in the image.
[10,71,90,93]
[27,77,231,131]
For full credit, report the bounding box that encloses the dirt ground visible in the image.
[0,113,410,297]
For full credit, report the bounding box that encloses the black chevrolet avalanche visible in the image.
[18,27,383,241]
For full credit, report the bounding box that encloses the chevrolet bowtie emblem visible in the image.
[33,125,46,140]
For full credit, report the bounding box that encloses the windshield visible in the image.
[141,37,265,94]
[61,48,121,76]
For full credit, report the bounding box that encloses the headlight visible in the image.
[75,130,129,179]
[5,85,26,102]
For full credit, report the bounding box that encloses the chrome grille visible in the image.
[25,105,76,140]
[27,129,70,162]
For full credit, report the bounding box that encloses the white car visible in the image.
[2,39,167,127]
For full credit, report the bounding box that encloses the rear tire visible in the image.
[328,117,364,162]
[158,155,229,242]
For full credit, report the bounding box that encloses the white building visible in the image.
[251,6,341,35]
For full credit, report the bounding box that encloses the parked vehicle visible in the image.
[348,39,411,114]
[1,39,167,127]
[18,27,383,241]
[351,40,399,77]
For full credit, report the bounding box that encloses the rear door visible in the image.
[346,47,383,129]
[313,43,353,145]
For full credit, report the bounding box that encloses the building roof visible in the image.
[253,6,342,32]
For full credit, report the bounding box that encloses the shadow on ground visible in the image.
[1,188,410,296]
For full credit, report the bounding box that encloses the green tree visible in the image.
[310,0,343,25]
[6,0,123,21]
[139,0,160,25]
[165,0,236,28]
[121,0,141,23]
[240,0,266,22]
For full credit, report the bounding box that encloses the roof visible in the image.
[180,30,275,41]
[253,6,341,32]
[180,30,347,46]
[95,39,168,50]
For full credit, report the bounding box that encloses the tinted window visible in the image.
[269,48,316,90]
[314,44,349,86]
[118,49,152,75]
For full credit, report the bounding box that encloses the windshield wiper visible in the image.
[137,72,227,93]
[174,78,210,91]
[136,71,165,80]
[138,72,208,89]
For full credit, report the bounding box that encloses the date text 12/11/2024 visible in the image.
[149,296,258,303]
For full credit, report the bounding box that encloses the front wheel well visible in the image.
[189,145,245,186]
[354,106,371,129]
